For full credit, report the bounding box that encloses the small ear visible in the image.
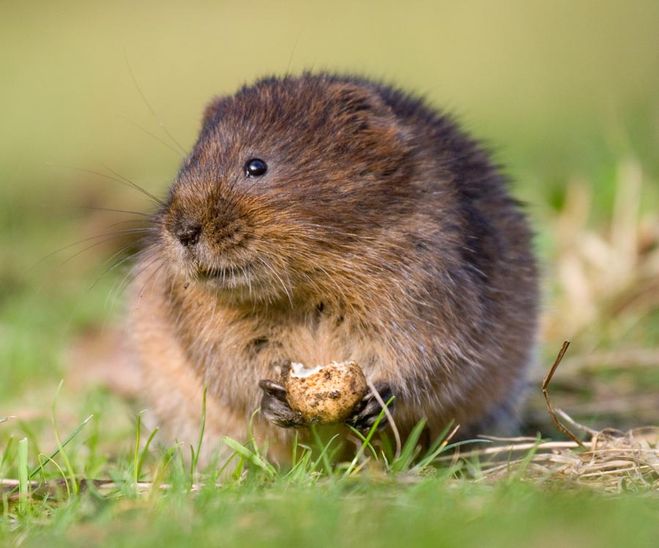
[328,82,411,171]
[329,82,396,131]
[201,96,228,127]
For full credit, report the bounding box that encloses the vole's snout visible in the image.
[171,218,202,248]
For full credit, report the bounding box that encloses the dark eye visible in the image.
[244,158,268,177]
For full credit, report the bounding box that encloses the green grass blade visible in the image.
[18,437,28,515]
[137,427,159,484]
[191,386,207,481]
[133,412,142,485]
[222,436,277,479]
[310,425,334,475]
[391,418,427,473]
[310,432,341,475]
[344,409,388,477]
[51,381,78,494]
[37,453,70,498]
[29,414,94,482]
[0,436,15,479]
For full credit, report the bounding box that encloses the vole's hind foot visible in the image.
[347,382,394,431]
[258,379,306,428]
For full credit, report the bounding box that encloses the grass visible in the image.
[0,339,657,545]
[1,403,657,547]
[6,478,659,547]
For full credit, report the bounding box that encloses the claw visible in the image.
[258,379,306,428]
[347,382,394,431]
[258,379,288,402]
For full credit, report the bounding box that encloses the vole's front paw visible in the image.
[258,379,306,428]
[347,382,395,431]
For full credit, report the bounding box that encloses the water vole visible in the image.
[128,73,539,461]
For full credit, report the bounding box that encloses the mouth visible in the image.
[196,261,256,284]
[189,258,293,302]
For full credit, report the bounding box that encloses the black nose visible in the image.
[173,222,202,247]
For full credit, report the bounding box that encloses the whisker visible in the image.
[55,230,154,268]
[76,205,152,218]
[92,219,154,232]
[101,164,166,207]
[256,256,293,307]
[48,164,165,208]
[118,114,185,158]
[241,264,253,299]
[285,28,304,75]
[88,245,140,291]
[124,52,188,156]
[137,261,166,301]
[34,228,156,268]
[114,248,160,298]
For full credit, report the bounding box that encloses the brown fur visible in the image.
[128,73,539,461]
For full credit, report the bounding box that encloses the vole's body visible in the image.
[129,73,539,461]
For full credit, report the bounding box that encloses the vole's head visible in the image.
[156,74,416,304]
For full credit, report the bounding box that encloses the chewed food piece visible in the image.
[283,361,368,424]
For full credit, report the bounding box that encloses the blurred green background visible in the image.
[0,0,658,417]
[2,0,658,194]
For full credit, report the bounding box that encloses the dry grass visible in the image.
[544,159,659,344]
[447,422,658,494]
[444,342,659,494]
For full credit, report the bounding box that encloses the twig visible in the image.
[442,424,461,448]
[439,440,584,461]
[556,409,598,436]
[366,379,402,459]
[542,341,585,448]
[478,435,540,443]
